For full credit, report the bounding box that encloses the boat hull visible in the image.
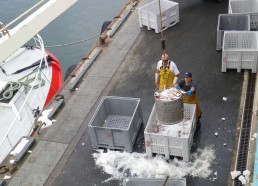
[0,47,62,164]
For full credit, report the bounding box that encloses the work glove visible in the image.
[186,90,192,96]
[175,86,180,90]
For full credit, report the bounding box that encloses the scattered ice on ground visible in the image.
[238,175,247,185]
[37,109,53,128]
[92,146,215,182]
[221,118,226,121]
[230,170,241,179]
[4,175,11,180]
[243,170,250,183]
[253,133,257,139]
[10,138,29,156]
[243,170,250,176]
[212,177,218,181]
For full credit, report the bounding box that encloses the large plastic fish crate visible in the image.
[217,14,250,51]
[137,0,179,33]
[89,96,143,152]
[228,0,258,30]
[222,31,258,73]
[144,103,196,162]
[123,177,186,186]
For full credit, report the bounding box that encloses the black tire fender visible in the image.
[101,21,112,34]
[64,64,77,81]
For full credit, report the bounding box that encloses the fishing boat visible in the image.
[0,0,77,164]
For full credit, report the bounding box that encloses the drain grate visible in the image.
[234,72,256,186]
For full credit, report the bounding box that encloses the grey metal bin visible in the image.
[217,14,250,51]
[89,96,143,152]
[123,177,186,186]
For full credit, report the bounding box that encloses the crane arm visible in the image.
[0,0,77,64]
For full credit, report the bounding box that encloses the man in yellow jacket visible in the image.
[176,71,202,128]
[155,54,180,90]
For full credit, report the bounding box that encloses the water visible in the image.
[0,0,128,80]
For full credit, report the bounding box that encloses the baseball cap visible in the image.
[185,71,192,78]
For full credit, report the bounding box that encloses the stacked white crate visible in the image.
[217,14,250,51]
[144,103,196,162]
[222,31,258,73]
[228,0,258,30]
[137,0,179,33]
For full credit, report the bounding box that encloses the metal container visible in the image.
[155,93,184,125]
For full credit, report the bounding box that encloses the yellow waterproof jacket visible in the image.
[159,68,175,90]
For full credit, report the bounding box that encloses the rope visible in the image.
[19,73,45,94]
[0,71,45,101]
[158,0,166,53]
[44,34,100,48]
[0,82,21,100]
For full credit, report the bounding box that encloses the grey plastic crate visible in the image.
[89,96,143,152]
[217,14,250,50]
[123,177,186,186]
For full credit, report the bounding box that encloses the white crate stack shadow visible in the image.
[137,0,179,33]
[228,0,258,30]
[89,96,143,152]
[144,103,196,162]
[217,14,250,51]
[222,31,258,73]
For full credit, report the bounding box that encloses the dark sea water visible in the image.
[0,0,128,80]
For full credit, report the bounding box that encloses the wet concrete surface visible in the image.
[52,0,245,185]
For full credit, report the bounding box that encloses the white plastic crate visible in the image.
[217,14,250,51]
[228,0,258,30]
[222,31,258,73]
[89,96,143,152]
[137,0,179,33]
[144,103,196,162]
[228,0,258,14]
[123,177,186,186]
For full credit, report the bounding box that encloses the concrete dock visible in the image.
[2,0,258,185]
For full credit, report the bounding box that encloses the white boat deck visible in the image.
[0,47,52,163]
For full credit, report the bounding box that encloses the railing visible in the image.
[0,34,50,163]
